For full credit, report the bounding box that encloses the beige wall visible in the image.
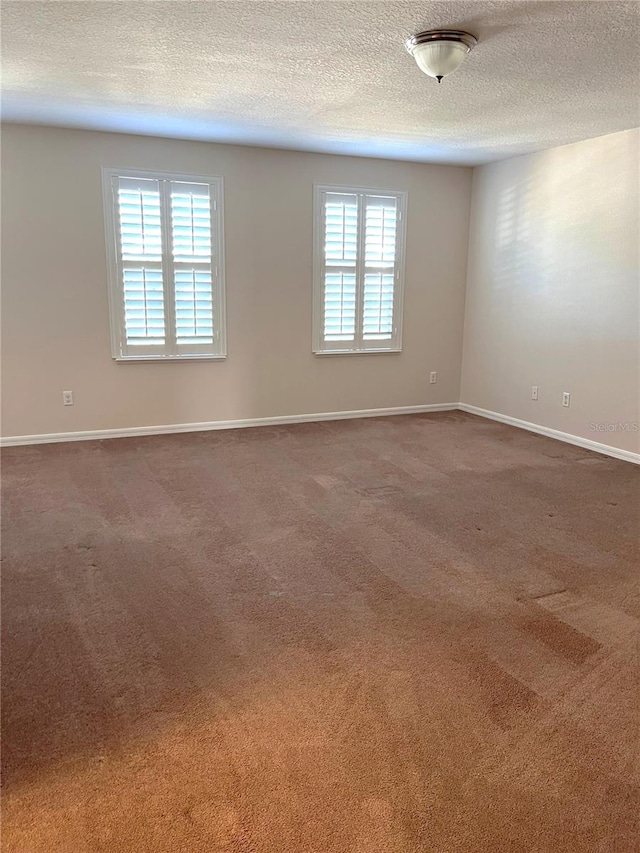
[1,125,471,438]
[4,125,637,452]
[461,129,640,454]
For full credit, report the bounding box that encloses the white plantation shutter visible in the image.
[117,177,165,349]
[170,182,215,349]
[363,197,397,341]
[314,185,406,353]
[103,169,226,360]
[323,193,358,341]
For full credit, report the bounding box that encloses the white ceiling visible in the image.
[2,1,639,165]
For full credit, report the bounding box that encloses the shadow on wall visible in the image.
[489,133,638,341]
[493,177,534,292]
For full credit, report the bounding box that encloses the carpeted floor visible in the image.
[1,411,639,852]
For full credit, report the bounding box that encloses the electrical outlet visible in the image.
[531,385,538,401]
[429,371,437,384]
[62,390,74,406]
[562,392,570,407]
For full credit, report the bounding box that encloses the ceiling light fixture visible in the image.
[405,30,477,83]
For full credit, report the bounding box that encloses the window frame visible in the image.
[312,183,407,356]
[102,167,227,362]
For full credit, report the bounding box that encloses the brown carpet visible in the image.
[1,411,639,852]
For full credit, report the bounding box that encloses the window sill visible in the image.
[114,355,227,363]
[313,348,402,357]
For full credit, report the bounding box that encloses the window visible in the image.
[102,168,226,360]
[313,185,407,354]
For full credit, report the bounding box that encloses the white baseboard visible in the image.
[458,403,640,465]
[3,403,638,464]
[0,403,457,447]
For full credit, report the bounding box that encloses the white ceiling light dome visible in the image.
[406,30,478,83]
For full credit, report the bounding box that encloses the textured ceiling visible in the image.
[2,0,639,164]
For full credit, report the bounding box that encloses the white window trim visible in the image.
[312,183,407,355]
[102,167,227,362]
